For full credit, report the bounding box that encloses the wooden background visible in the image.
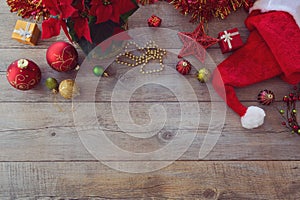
[1,1,300,199]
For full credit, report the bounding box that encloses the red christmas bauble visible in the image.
[46,41,78,72]
[6,58,41,90]
[257,89,275,105]
[176,59,192,75]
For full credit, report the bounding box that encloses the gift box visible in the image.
[148,15,162,27]
[218,28,243,53]
[11,20,41,46]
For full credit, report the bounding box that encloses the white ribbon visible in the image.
[13,22,32,41]
[220,30,239,49]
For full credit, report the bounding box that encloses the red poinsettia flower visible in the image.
[41,0,76,39]
[90,0,137,24]
[69,0,92,43]
[43,0,76,19]
[41,17,61,39]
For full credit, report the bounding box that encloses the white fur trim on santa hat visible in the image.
[250,0,300,28]
[241,106,266,129]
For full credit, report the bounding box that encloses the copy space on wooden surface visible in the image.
[0,0,299,199]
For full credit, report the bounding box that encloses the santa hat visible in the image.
[212,0,300,129]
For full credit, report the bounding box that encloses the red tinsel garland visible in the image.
[138,0,255,23]
[6,0,49,21]
[171,0,256,23]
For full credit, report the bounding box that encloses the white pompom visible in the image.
[241,106,266,129]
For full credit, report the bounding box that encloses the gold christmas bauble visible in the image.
[197,68,211,83]
[58,79,79,99]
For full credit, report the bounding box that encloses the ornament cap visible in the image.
[52,88,58,94]
[17,59,29,69]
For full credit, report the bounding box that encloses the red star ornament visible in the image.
[178,23,219,63]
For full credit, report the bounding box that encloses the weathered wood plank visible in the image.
[0,102,226,130]
[1,161,300,199]
[1,1,298,199]
[0,72,293,103]
[1,125,300,161]
[0,48,292,102]
[0,102,299,161]
[0,102,282,131]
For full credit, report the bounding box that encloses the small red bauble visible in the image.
[6,58,41,90]
[257,89,275,105]
[176,60,191,75]
[46,41,78,72]
[283,95,289,102]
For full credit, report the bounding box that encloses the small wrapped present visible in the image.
[218,28,243,53]
[11,20,41,46]
[148,15,162,27]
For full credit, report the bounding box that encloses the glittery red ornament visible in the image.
[46,41,78,72]
[148,15,162,27]
[6,58,41,90]
[176,59,191,75]
[258,89,275,105]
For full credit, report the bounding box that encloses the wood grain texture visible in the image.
[0,102,299,161]
[1,161,300,199]
[1,0,299,199]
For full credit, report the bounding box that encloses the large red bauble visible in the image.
[6,58,41,90]
[46,41,78,72]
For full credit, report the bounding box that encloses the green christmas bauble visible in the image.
[93,66,105,77]
[197,68,211,83]
[45,77,58,92]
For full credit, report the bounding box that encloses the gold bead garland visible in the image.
[115,40,167,74]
